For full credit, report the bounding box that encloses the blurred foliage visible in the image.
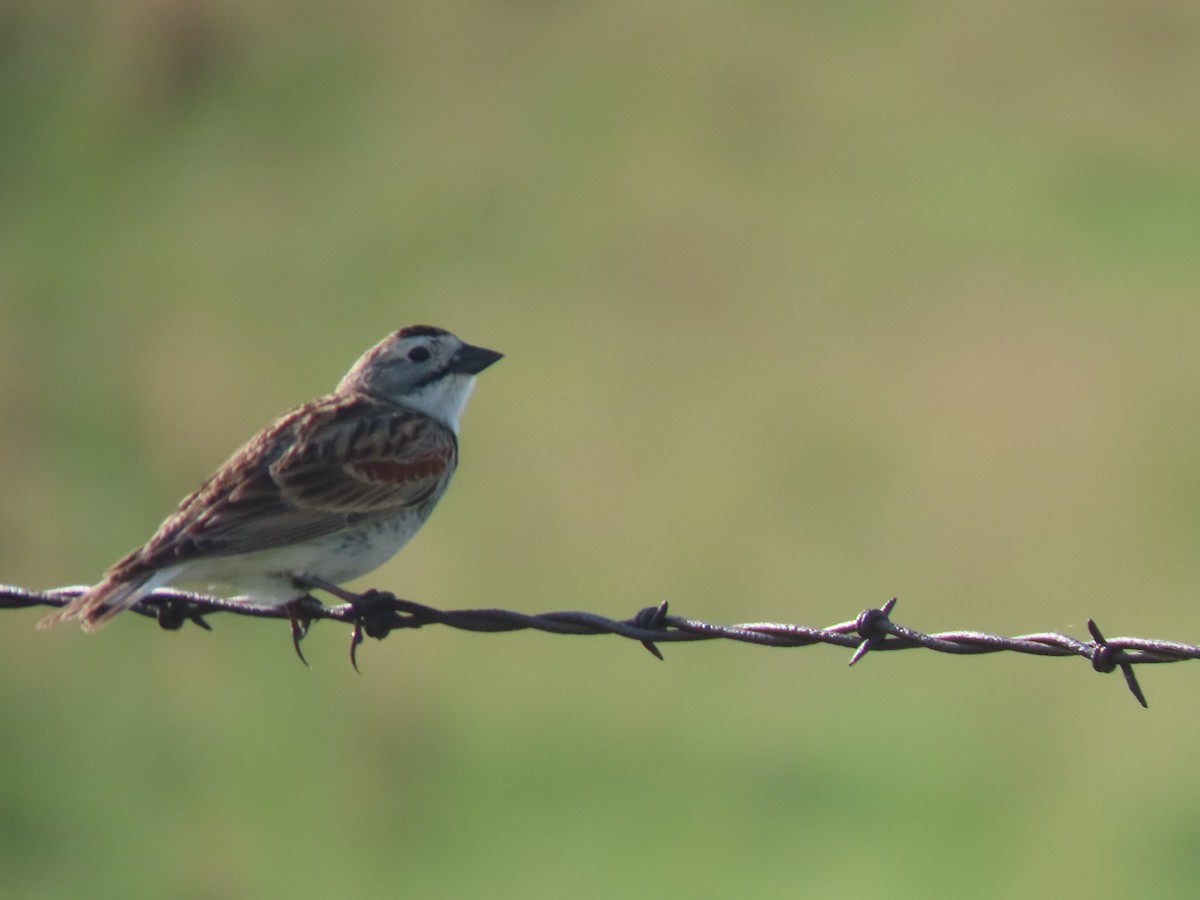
[3,1,1200,897]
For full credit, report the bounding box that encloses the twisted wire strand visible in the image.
[4,583,1194,707]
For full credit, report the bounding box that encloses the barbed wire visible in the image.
[4,579,1198,707]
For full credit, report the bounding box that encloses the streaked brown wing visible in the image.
[271,400,456,512]
[122,394,457,572]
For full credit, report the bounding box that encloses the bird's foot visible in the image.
[291,574,398,673]
[347,590,399,674]
[283,595,324,667]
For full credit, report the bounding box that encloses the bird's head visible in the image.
[337,325,503,432]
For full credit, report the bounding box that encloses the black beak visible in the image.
[450,342,504,375]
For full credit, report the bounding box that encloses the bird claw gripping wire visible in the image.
[282,596,324,668]
[292,575,402,673]
[346,590,403,674]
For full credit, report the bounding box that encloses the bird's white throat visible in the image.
[399,372,477,433]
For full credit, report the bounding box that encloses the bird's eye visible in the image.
[407,346,431,363]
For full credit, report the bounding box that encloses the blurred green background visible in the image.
[3,1,1200,897]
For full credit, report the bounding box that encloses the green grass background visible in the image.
[3,2,1200,897]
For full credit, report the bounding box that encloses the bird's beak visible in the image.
[451,342,504,375]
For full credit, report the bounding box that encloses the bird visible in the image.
[39,325,502,632]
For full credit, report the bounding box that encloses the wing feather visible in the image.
[111,394,457,575]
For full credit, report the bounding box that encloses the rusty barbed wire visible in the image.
[5,580,1198,707]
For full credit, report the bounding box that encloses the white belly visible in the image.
[161,514,424,604]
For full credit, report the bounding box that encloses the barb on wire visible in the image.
[4,581,1198,707]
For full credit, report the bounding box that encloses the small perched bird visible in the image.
[39,325,502,632]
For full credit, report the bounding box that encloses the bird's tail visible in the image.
[37,569,166,632]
